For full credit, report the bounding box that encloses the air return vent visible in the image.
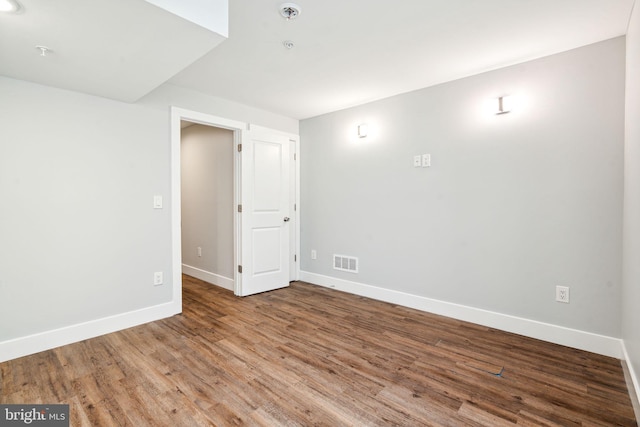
[333,254,358,273]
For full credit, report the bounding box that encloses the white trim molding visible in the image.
[182,264,234,291]
[0,301,179,363]
[171,107,248,307]
[299,271,624,359]
[622,342,640,417]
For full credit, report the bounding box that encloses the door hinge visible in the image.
[294,203,297,211]
[294,254,297,262]
[238,204,242,213]
[237,144,242,152]
[238,265,243,273]
[294,153,297,160]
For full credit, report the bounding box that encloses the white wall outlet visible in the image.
[153,195,163,209]
[311,249,317,260]
[413,155,422,167]
[422,153,431,167]
[556,286,569,303]
[154,272,163,286]
[197,247,202,257]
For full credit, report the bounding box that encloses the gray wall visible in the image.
[623,3,640,392]
[181,124,234,281]
[0,76,297,343]
[300,37,625,337]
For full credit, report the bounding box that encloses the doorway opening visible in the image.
[170,107,300,307]
[180,122,235,291]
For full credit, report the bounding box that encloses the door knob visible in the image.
[283,217,290,222]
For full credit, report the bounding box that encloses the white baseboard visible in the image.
[0,301,180,363]
[622,342,640,417]
[182,264,234,291]
[299,271,623,359]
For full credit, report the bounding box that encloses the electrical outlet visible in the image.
[154,272,163,286]
[556,286,569,303]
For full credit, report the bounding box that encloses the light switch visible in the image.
[154,272,163,286]
[153,195,163,209]
[413,155,422,167]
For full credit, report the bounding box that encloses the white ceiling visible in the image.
[1,0,635,119]
[0,0,226,102]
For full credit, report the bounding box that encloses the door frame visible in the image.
[170,107,300,305]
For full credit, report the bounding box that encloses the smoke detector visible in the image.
[279,3,301,20]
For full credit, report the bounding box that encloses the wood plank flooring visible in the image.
[1,275,637,426]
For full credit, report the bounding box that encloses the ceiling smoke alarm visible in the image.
[279,3,301,20]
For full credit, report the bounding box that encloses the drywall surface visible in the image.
[140,83,299,136]
[0,77,172,341]
[623,2,640,396]
[144,0,228,36]
[181,125,234,281]
[0,77,297,348]
[300,38,625,337]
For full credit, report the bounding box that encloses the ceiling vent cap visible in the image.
[279,3,301,20]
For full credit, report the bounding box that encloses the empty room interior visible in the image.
[1,0,640,425]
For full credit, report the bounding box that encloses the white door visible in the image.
[237,130,291,296]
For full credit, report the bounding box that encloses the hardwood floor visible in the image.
[1,275,637,426]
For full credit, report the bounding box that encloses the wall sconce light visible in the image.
[358,124,368,138]
[496,96,512,115]
[35,46,52,57]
